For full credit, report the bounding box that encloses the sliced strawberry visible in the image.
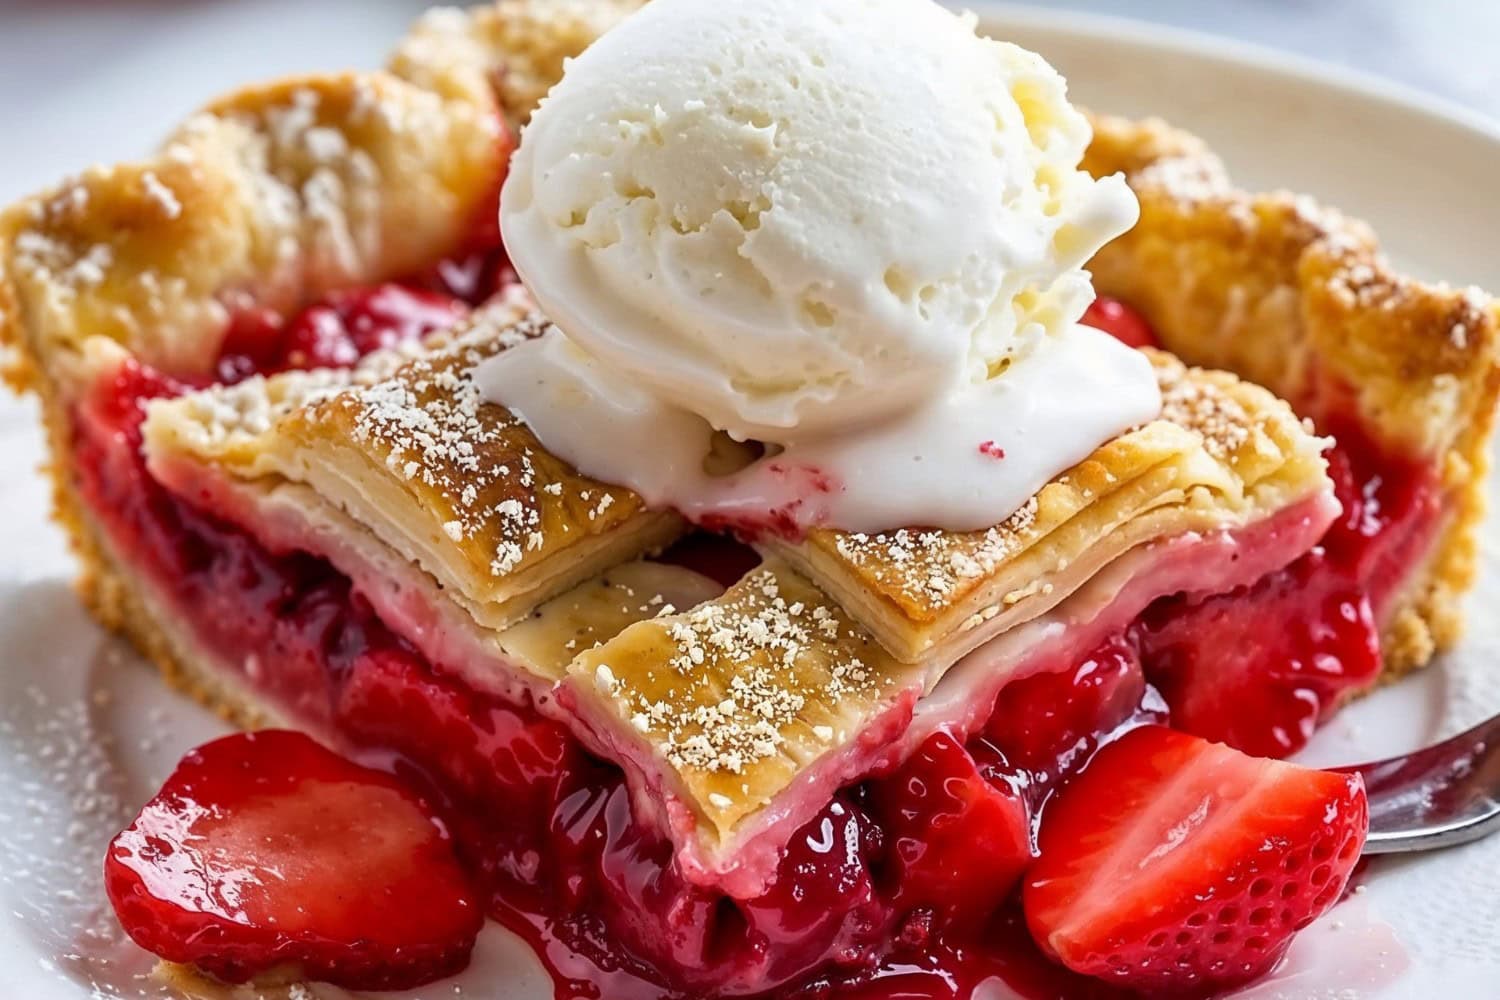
[105,730,483,990]
[1133,549,1381,758]
[1082,297,1159,349]
[871,732,1032,920]
[1023,725,1367,995]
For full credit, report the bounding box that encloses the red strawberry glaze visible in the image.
[1091,297,1440,757]
[870,732,1032,921]
[215,284,470,383]
[77,347,1147,995]
[80,291,1421,998]
[980,633,1167,818]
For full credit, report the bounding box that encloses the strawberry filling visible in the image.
[1086,298,1438,757]
[86,292,1420,997]
[214,284,471,384]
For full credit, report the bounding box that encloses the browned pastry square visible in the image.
[766,351,1331,664]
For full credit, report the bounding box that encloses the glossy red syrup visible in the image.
[77,312,1148,997]
[215,284,469,383]
[86,291,1426,998]
[1087,297,1439,758]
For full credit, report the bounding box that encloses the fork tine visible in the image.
[1341,711,1500,855]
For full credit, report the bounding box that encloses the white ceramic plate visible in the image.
[2,4,1498,998]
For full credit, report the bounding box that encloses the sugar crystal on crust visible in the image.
[832,495,1041,606]
[347,315,551,556]
[1156,365,1252,460]
[591,568,881,777]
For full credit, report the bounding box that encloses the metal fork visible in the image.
[1341,712,1500,854]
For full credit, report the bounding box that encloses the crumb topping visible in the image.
[1156,367,1253,460]
[1132,153,1231,207]
[10,230,115,296]
[139,170,183,220]
[393,0,647,124]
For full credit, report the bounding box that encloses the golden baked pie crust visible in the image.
[0,0,1493,833]
[134,305,1331,860]
[1083,113,1500,675]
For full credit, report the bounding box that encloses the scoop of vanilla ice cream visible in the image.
[500,0,1139,443]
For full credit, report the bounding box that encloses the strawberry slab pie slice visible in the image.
[1,1,1498,999]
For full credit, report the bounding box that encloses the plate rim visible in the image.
[971,1,1500,145]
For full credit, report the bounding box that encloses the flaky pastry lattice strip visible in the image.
[565,559,917,846]
[769,350,1332,662]
[144,302,683,632]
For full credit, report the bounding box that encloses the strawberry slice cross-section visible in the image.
[105,729,484,990]
[1023,725,1368,995]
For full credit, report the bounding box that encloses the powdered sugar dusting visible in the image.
[1157,367,1253,461]
[831,495,1041,606]
[313,309,645,580]
[145,324,455,451]
[138,171,182,220]
[588,568,882,791]
[0,620,189,1000]
[345,315,547,568]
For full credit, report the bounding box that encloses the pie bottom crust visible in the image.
[16,364,272,731]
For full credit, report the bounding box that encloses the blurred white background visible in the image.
[0,4,1497,998]
[0,0,1495,202]
[1049,0,1498,117]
